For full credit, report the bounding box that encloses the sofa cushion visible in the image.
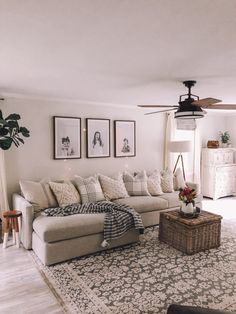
[99,173,129,200]
[33,213,105,243]
[49,181,81,207]
[158,191,203,208]
[161,169,174,193]
[147,170,163,196]
[20,179,49,209]
[113,196,168,213]
[74,175,105,203]
[123,170,150,196]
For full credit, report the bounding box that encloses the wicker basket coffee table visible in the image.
[159,210,222,254]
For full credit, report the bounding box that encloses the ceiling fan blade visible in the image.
[145,108,177,115]
[192,97,222,107]
[206,104,236,110]
[138,105,179,108]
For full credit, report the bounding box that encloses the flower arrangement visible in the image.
[179,186,197,206]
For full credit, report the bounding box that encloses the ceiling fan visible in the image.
[138,80,236,119]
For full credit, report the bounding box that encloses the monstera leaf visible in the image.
[0,110,30,150]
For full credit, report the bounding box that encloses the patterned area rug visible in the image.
[31,220,236,314]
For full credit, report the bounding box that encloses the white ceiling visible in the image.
[1,0,236,108]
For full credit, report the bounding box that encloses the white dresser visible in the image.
[201,148,236,200]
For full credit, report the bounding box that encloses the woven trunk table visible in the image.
[159,210,222,254]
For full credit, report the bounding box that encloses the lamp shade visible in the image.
[169,141,192,153]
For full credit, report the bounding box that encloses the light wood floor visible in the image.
[0,241,64,314]
[0,197,235,314]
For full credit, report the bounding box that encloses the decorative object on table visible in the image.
[53,116,81,159]
[179,186,197,216]
[207,140,219,148]
[219,131,230,147]
[114,120,136,157]
[169,140,191,180]
[86,118,110,158]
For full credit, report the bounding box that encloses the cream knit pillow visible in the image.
[161,169,174,193]
[147,170,163,196]
[20,179,49,209]
[49,181,81,207]
[99,173,129,200]
[173,168,186,190]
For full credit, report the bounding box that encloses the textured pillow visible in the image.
[49,181,81,207]
[173,168,186,190]
[19,180,49,209]
[74,175,105,204]
[147,170,163,196]
[161,169,174,193]
[123,170,150,196]
[99,173,129,200]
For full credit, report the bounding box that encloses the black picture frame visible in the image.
[86,118,110,158]
[114,120,136,157]
[53,116,81,159]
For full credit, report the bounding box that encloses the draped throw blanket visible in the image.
[43,201,144,247]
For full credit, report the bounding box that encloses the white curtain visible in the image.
[164,112,176,170]
[0,150,9,220]
[193,122,201,189]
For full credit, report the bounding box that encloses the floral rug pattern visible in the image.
[31,220,236,314]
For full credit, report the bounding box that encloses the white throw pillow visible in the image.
[147,170,163,196]
[74,175,105,204]
[161,169,174,193]
[99,173,129,200]
[173,168,186,190]
[123,170,150,196]
[40,178,58,207]
[49,181,81,207]
[20,180,49,209]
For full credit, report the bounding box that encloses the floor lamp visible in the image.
[169,141,191,180]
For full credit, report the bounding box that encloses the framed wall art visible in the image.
[53,116,81,159]
[114,120,136,157]
[86,118,110,158]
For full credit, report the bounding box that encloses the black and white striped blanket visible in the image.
[43,201,144,247]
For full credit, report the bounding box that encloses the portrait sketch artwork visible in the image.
[114,120,136,157]
[86,118,110,158]
[53,116,81,159]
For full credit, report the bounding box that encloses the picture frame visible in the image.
[53,116,81,159]
[114,120,136,157]
[86,118,110,158]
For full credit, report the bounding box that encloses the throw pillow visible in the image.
[123,170,150,196]
[19,180,49,209]
[40,178,58,207]
[49,181,81,207]
[173,168,186,190]
[99,173,129,200]
[161,169,174,193]
[147,170,163,196]
[74,175,105,203]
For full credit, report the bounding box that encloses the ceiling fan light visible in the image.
[174,111,205,119]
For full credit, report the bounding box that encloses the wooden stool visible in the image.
[3,210,22,249]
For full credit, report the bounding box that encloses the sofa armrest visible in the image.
[186,181,200,195]
[12,193,34,249]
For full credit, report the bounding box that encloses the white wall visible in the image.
[2,97,166,201]
[225,115,236,147]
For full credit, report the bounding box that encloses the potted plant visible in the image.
[0,109,30,240]
[219,131,230,147]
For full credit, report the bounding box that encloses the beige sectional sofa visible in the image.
[13,181,202,266]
